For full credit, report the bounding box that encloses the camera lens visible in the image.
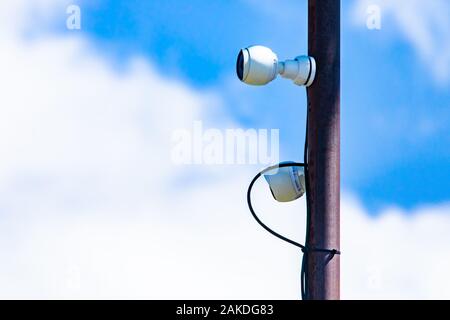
[236,50,244,81]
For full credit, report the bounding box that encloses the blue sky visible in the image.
[57,0,450,212]
[0,0,449,299]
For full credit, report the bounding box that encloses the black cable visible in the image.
[247,163,308,251]
[246,162,340,300]
[246,89,341,300]
[300,249,306,299]
[302,108,310,300]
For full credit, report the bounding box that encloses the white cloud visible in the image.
[352,0,450,84]
[342,197,450,299]
[0,0,449,299]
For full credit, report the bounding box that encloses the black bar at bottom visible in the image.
[0,300,447,318]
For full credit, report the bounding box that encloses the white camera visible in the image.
[236,45,316,87]
[263,162,306,203]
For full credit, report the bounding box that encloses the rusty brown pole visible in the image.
[306,0,341,300]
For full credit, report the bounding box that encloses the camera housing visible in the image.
[236,45,316,87]
[263,162,306,203]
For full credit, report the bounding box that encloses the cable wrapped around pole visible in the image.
[246,162,340,300]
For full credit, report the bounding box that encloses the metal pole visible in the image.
[306,0,341,300]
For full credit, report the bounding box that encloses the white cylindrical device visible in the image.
[237,45,316,87]
[278,56,316,87]
[263,162,306,203]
